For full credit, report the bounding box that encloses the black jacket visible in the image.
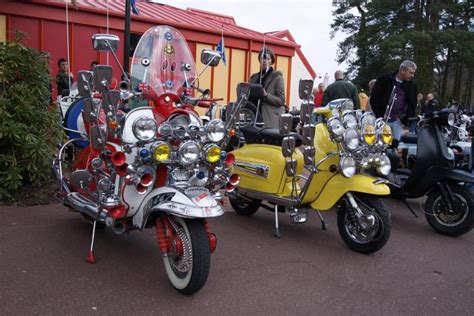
[370,71,417,121]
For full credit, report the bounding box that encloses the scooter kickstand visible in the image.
[86,220,97,263]
[403,199,418,218]
[316,210,327,230]
[274,205,281,238]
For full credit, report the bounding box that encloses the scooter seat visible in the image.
[401,132,417,144]
[240,125,302,147]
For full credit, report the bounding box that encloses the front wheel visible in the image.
[337,193,391,254]
[157,216,210,295]
[425,185,473,237]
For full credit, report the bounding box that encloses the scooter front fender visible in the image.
[310,174,390,210]
[133,187,224,229]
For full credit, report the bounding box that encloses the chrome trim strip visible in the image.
[234,161,270,178]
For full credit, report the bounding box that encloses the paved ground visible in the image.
[0,198,473,315]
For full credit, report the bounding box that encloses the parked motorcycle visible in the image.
[53,26,244,294]
[227,79,393,254]
[386,111,474,236]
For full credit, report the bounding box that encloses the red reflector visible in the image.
[136,184,147,194]
[108,205,126,219]
[224,153,235,166]
[225,183,235,193]
[208,233,217,253]
[229,173,240,186]
[140,173,154,187]
[116,163,128,176]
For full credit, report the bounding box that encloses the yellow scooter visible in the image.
[228,79,393,254]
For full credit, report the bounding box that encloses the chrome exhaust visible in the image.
[64,192,108,223]
[112,221,126,234]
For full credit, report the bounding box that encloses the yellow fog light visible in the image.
[153,142,171,161]
[363,124,376,145]
[204,144,221,163]
[382,124,393,144]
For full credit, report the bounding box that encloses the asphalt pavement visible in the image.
[0,198,473,315]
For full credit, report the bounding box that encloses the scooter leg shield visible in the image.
[310,174,390,211]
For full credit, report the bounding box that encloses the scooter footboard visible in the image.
[133,187,224,229]
[310,174,390,210]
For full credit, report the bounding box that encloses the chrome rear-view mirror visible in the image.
[92,34,119,52]
[298,79,314,100]
[279,114,293,135]
[200,49,221,67]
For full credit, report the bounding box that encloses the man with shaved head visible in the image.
[322,70,360,109]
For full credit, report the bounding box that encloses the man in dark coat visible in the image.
[370,60,418,141]
[56,58,74,97]
[322,70,360,109]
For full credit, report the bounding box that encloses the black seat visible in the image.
[240,125,302,147]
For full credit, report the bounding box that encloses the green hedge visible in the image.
[0,34,63,201]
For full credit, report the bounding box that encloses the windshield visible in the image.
[130,26,197,99]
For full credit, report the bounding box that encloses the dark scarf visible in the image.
[254,66,274,86]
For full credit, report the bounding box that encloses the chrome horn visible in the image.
[119,80,134,100]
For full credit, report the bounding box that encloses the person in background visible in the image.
[90,60,99,71]
[322,70,360,109]
[56,58,74,97]
[366,79,377,112]
[359,88,369,110]
[248,48,286,129]
[370,60,418,142]
[313,82,324,107]
[409,93,424,133]
[423,93,440,115]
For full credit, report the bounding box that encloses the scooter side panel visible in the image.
[309,174,390,210]
[231,144,304,194]
[406,166,474,196]
[314,123,338,170]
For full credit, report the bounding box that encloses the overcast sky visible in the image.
[156,0,347,84]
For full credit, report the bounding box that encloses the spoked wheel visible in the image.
[229,195,261,216]
[337,193,391,254]
[425,185,473,237]
[157,216,210,295]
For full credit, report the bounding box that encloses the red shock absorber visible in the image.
[155,218,169,254]
[204,220,217,253]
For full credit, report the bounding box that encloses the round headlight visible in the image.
[206,119,225,142]
[339,156,356,178]
[363,124,377,145]
[343,113,358,129]
[447,113,455,126]
[328,117,345,138]
[132,117,157,141]
[381,124,393,145]
[360,112,376,127]
[152,142,171,161]
[344,128,360,150]
[178,141,200,165]
[203,144,221,163]
[158,123,173,137]
[376,154,391,176]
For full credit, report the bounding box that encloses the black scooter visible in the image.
[387,111,473,236]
